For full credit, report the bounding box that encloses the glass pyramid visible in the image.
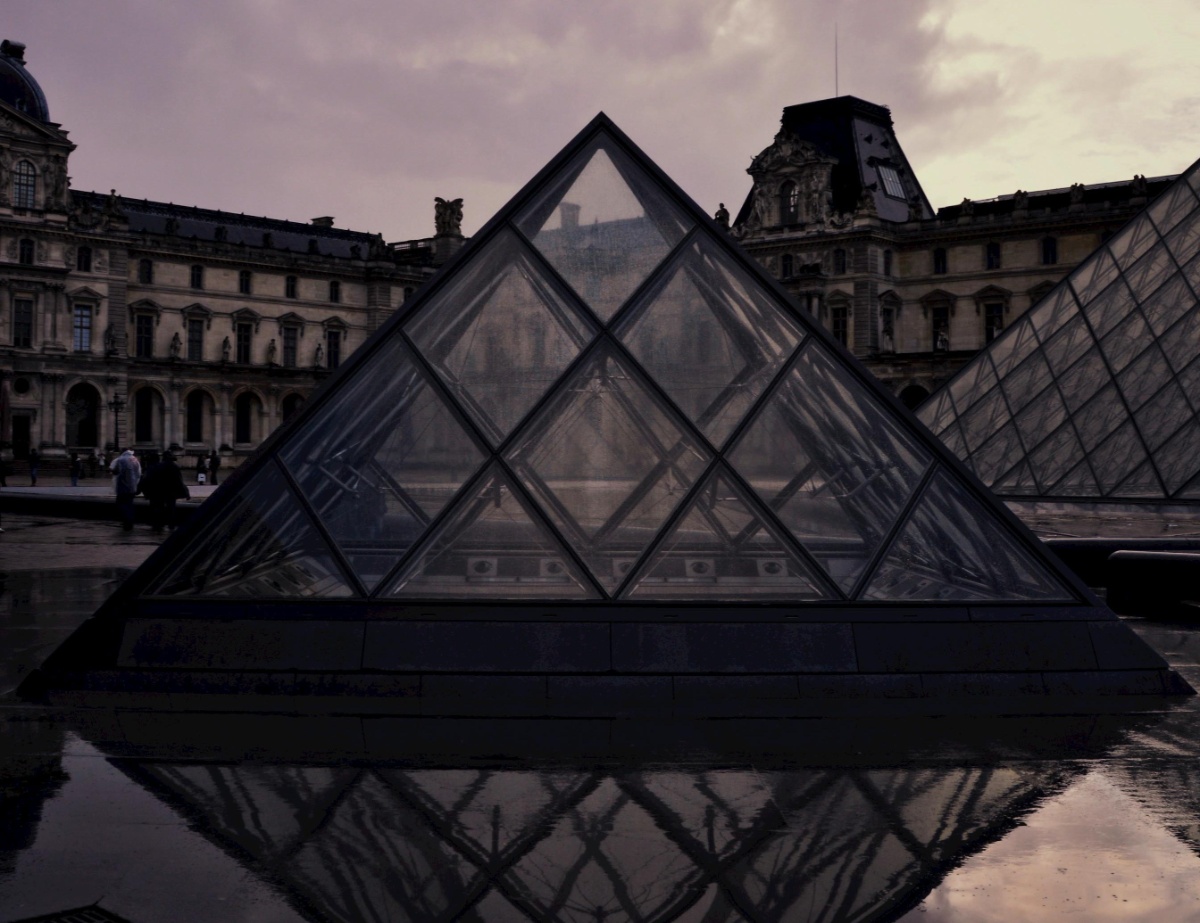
[920,158,1200,502]
[119,115,1084,606]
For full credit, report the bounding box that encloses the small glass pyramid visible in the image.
[921,158,1200,502]
[131,115,1084,606]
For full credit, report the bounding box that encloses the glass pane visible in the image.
[1071,384,1127,451]
[1121,242,1177,303]
[970,423,1026,487]
[506,342,710,593]
[1027,423,1086,493]
[1089,421,1148,494]
[1040,314,1095,375]
[992,461,1039,496]
[1068,247,1119,303]
[999,352,1053,415]
[1112,461,1166,498]
[616,235,803,447]
[1163,204,1200,267]
[917,389,957,435]
[987,317,1038,378]
[516,133,692,322]
[406,229,595,444]
[1117,344,1174,410]
[1106,213,1159,270]
[1155,420,1200,494]
[1147,178,1199,236]
[1099,310,1153,374]
[151,461,354,598]
[1081,277,1137,339]
[1178,358,1200,411]
[1045,459,1099,497]
[937,420,969,460]
[1134,381,1191,450]
[946,354,998,414]
[863,469,1070,601]
[1056,348,1109,412]
[1027,284,1080,341]
[728,344,931,594]
[623,467,830,600]
[1158,306,1200,372]
[281,337,487,592]
[1139,272,1196,336]
[1176,468,1200,499]
[1015,386,1068,451]
[385,464,599,599]
[957,386,1011,453]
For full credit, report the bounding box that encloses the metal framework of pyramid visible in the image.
[24,115,1186,712]
[919,158,1200,503]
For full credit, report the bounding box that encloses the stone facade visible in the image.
[0,40,442,471]
[733,96,1174,407]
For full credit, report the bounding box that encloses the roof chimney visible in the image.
[311,216,334,228]
[560,202,581,229]
[1,41,26,64]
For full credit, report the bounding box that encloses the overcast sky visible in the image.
[9,1,1200,241]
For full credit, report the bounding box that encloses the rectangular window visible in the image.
[833,249,847,275]
[985,242,1002,270]
[239,270,252,294]
[282,327,298,368]
[18,239,34,265]
[831,306,848,347]
[236,322,252,364]
[187,318,204,361]
[984,301,1005,344]
[77,246,92,273]
[190,265,204,289]
[933,248,948,275]
[1041,236,1058,266]
[326,329,341,370]
[877,165,905,198]
[932,305,950,351]
[135,314,154,358]
[285,275,297,299]
[329,280,341,303]
[13,298,33,348]
[73,305,92,351]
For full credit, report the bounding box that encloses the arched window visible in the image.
[134,388,155,444]
[932,247,948,275]
[185,391,207,443]
[285,275,298,299]
[329,280,341,303]
[18,238,34,265]
[64,383,100,448]
[779,180,800,224]
[189,264,204,289]
[1041,236,1058,265]
[833,248,847,275]
[77,246,92,273]
[12,160,35,208]
[137,259,153,284]
[238,270,252,294]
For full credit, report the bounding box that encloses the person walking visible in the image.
[110,448,141,531]
[28,447,39,486]
[207,449,221,486]
[69,452,82,487]
[140,451,189,532]
[195,454,206,484]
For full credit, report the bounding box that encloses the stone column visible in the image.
[266,384,280,444]
[167,380,182,450]
[41,372,63,450]
[218,381,233,450]
[43,283,67,352]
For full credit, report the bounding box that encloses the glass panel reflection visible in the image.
[406,229,596,445]
[864,469,1071,601]
[616,236,804,447]
[729,344,931,595]
[151,460,354,598]
[516,133,693,322]
[386,464,599,599]
[280,337,487,592]
[624,466,831,600]
[506,342,710,593]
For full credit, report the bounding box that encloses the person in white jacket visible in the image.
[110,448,142,531]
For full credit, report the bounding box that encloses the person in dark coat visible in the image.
[69,452,82,487]
[28,447,39,486]
[140,451,190,532]
[195,454,206,484]
[207,449,221,486]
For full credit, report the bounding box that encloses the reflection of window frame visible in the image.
[877,164,905,199]
[73,304,93,352]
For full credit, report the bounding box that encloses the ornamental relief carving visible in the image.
[5,237,16,259]
[736,129,838,238]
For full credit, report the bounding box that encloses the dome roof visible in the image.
[0,41,49,122]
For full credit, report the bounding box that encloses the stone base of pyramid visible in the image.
[20,603,1192,716]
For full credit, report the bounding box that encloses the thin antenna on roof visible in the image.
[835,21,839,96]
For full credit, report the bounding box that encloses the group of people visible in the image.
[110,448,195,532]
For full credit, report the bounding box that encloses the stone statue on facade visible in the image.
[935,328,949,351]
[169,331,181,359]
[856,184,878,216]
[1012,189,1028,210]
[102,189,124,220]
[266,338,277,365]
[1069,183,1086,205]
[959,197,974,217]
[104,324,115,355]
[714,202,730,229]
[221,336,231,362]
[1130,174,1148,197]
[368,233,390,261]
[349,244,361,260]
[434,197,464,236]
[314,342,324,368]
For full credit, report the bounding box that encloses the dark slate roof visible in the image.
[73,191,381,260]
[935,176,1178,219]
[0,40,49,122]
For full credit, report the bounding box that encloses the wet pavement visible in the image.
[3,516,1200,921]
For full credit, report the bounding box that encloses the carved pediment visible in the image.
[321,315,348,331]
[182,302,214,329]
[129,298,163,324]
[747,130,835,178]
[0,100,73,146]
[231,307,262,333]
[277,311,306,336]
[66,285,105,301]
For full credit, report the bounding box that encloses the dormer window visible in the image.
[779,180,800,224]
[12,160,35,209]
[876,164,905,199]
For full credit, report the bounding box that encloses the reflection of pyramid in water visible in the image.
[26,114,1185,708]
[920,159,1200,501]
[117,759,1075,923]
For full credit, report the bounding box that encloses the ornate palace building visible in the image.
[0,40,451,470]
[730,96,1175,407]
